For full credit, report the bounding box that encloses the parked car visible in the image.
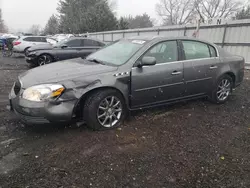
[9,36,244,130]
[0,37,5,50]
[0,37,16,50]
[26,43,54,52]
[12,36,56,55]
[25,37,105,66]
[51,34,74,42]
[26,38,58,53]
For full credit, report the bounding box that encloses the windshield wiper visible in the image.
[87,58,105,65]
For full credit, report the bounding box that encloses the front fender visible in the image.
[60,74,130,110]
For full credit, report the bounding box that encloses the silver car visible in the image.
[9,36,245,130]
[13,36,55,55]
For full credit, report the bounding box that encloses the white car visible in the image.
[13,36,55,55]
[51,34,74,42]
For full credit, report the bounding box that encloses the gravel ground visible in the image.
[0,55,250,188]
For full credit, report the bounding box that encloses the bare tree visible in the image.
[29,25,41,35]
[156,0,196,25]
[236,6,250,20]
[195,0,242,20]
[156,0,243,25]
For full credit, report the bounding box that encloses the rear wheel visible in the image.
[37,54,53,66]
[210,75,233,104]
[83,89,126,131]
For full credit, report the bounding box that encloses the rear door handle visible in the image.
[171,71,182,75]
[210,65,218,69]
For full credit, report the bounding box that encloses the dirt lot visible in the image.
[0,55,250,188]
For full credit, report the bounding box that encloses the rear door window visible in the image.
[83,39,101,47]
[23,37,36,42]
[182,40,210,60]
[37,37,47,43]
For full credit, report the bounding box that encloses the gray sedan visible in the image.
[9,36,245,130]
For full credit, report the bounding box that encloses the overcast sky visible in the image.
[1,0,158,33]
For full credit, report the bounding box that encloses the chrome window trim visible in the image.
[181,39,220,58]
[132,57,219,69]
[132,39,220,68]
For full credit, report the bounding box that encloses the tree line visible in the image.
[2,0,250,35]
[0,9,8,33]
[41,0,154,35]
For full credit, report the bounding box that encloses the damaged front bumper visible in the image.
[25,55,38,65]
[9,86,78,125]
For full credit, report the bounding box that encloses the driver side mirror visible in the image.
[138,56,156,68]
[61,45,68,49]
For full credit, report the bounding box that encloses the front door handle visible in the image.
[210,65,218,69]
[171,71,182,75]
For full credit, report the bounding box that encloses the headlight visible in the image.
[22,84,65,102]
[29,51,37,55]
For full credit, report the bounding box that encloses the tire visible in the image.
[37,54,53,66]
[83,89,127,131]
[210,74,233,104]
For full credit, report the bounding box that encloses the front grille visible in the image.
[13,80,21,95]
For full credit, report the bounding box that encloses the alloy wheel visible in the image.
[217,79,231,101]
[97,96,122,128]
[38,55,51,66]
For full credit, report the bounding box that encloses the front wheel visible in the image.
[37,54,53,66]
[84,89,126,131]
[210,75,233,104]
[24,48,30,56]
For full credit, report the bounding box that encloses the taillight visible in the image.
[13,41,21,46]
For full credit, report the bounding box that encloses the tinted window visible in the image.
[32,37,47,42]
[209,45,217,57]
[23,37,36,42]
[38,37,47,42]
[182,41,210,60]
[84,39,100,47]
[98,41,105,47]
[143,41,178,64]
[66,39,81,47]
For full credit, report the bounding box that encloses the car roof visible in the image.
[126,36,215,45]
[68,37,105,44]
[20,36,46,38]
[127,36,162,41]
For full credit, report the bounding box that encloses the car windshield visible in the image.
[86,40,145,66]
[53,38,70,47]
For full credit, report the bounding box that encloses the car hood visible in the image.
[19,58,118,88]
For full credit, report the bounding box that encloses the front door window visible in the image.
[143,40,178,64]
